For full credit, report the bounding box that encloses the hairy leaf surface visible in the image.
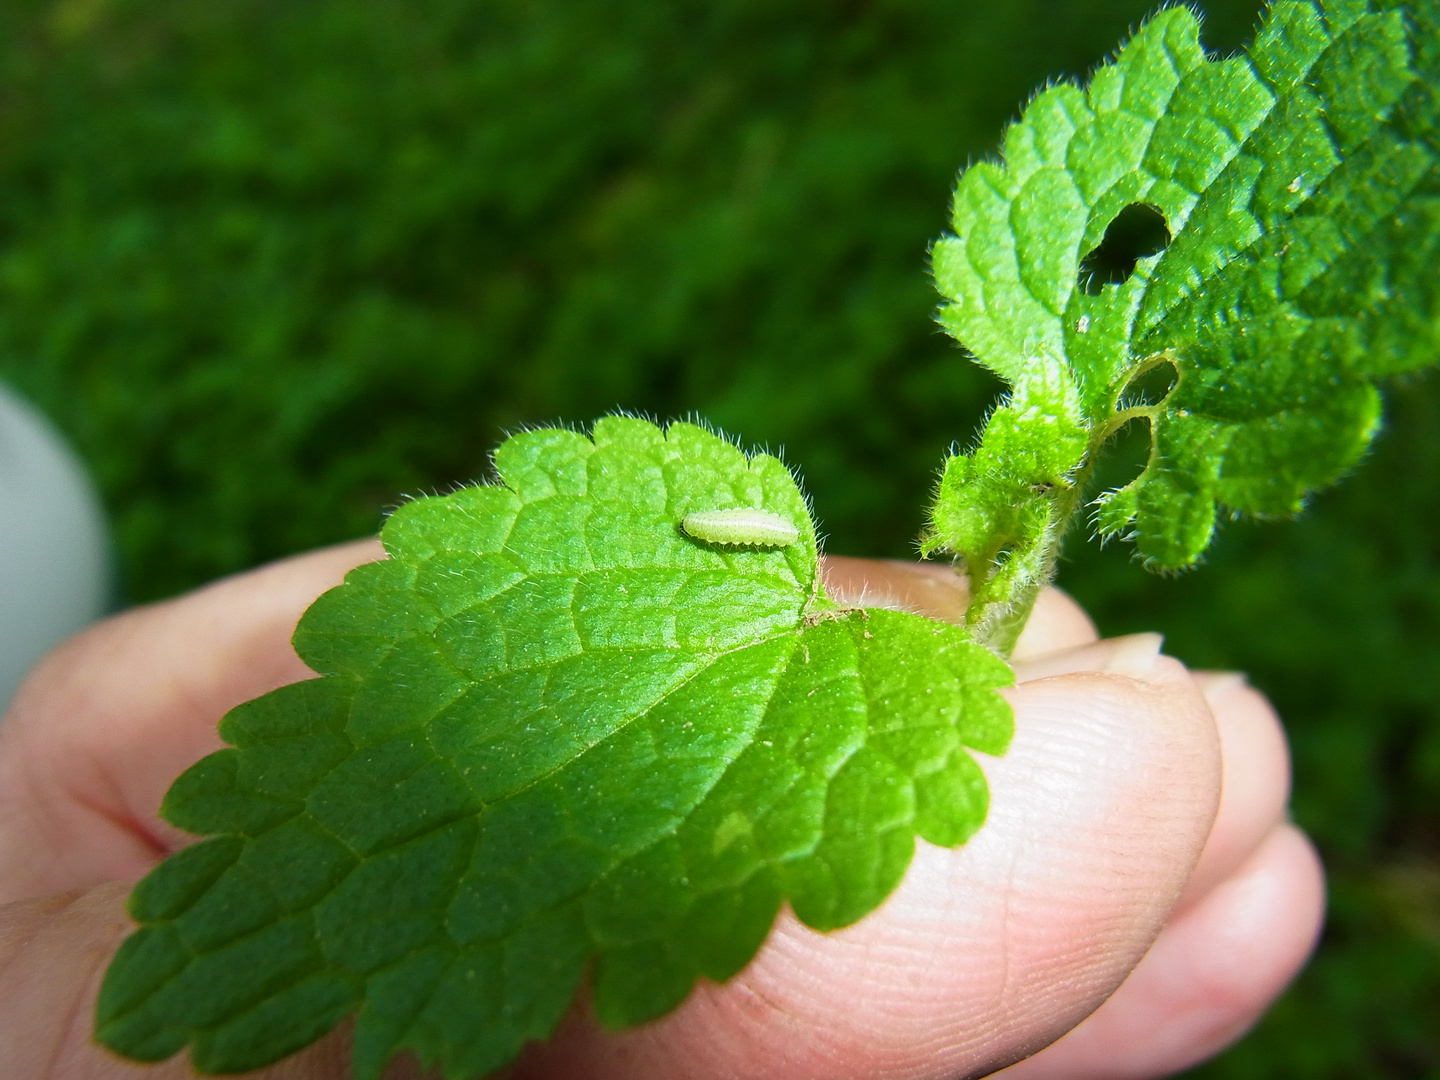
[96,418,1012,1079]
[931,0,1440,579]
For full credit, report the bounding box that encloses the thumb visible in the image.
[517,633,1222,1079]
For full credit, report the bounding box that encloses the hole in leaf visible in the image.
[1121,358,1179,407]
[1091,414,1153,497]
[1078,203,1171,295]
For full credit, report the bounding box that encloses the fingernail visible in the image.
[1012,632,1165,684]
[1102,632,1167,680]
[1191,670,1249,701]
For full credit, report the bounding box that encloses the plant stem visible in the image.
[968,401,1160,657]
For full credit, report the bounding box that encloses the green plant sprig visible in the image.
[927,0,1440,653]
[95,2,1440,1076]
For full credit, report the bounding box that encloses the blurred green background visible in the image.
[1,0,1435,1073]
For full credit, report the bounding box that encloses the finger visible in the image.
[5,573,1213,1080]
[1014,653,1292,916]
[993,823,1325,1079]
[1011,632,1164,683]
[517,637,1221,1080]
[1175,672,1291,910]
[1011,587,1101,660]
[0,539,384,904]
[818,556,1099,658]
[0,884,405,1080]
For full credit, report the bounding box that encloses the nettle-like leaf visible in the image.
[930,0,1440,643]
[96,418,1012,1079]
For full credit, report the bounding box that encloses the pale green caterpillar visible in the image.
[682,507,800,548]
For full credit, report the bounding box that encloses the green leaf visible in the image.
[930,0,1440,604]
[96,417,1012,1079]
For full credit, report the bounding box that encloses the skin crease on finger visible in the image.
[0,545,1311,1080]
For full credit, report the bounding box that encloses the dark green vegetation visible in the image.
[1,0,1435,1074]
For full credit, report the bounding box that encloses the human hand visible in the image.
[0,544,1322,1078]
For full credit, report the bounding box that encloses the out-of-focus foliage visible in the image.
[1,0,1435,1074]
[1,0,1044,600]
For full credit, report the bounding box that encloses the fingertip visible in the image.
[993,658,1223,902]
[1178,672,1292,908]
[1010,587,1100,659]
[818,556,969,624]
[817,556,1099,660]
[997,823,1324,1079]
[6,536,385,730]
[1010,632,1166,684]
[519,655,1225,1080]
[0,883,133,1077]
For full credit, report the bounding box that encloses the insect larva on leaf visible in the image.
[682,508,800,548]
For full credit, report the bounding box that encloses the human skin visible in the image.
[0,542,1324,1079]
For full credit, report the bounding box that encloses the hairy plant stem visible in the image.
[966,400,1161,657]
